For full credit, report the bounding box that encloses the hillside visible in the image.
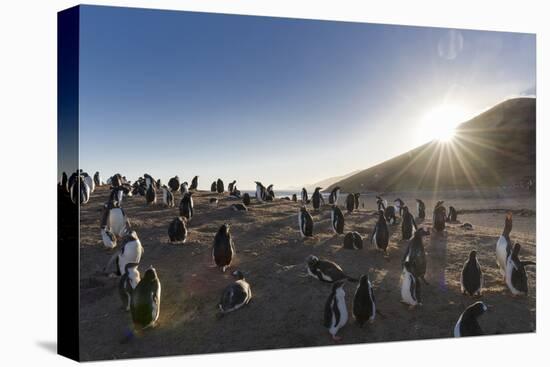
[327,98,535,193]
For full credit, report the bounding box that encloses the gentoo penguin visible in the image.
[212,224,235,272]
[131,266,161,330]
[231,203,248,211]
[227,180,237,193]
[161,185,175,207]
[329,186,341,205]
[145,184,156,205]
[110,173,123,188]
[496,212,513,276]
[218,270,252,315]
[61,172,68,192]
[394,198,405,216]
[115,231,144,276]
[400,261,421,308]
[209,198,219,206]
[83,173,95,194]
[433,200,446,232]
[255,181,267,202]
[354,193,360,210]
[461,250,483,296]
[93,171,101,187]
[179,192,194,221]
[168,176,180,192]
[210,181,217,192]
[454,301,487,337]
[345,194,355,214]
[324,280,348,341]
[305,255,357,283]
[377,197,396,225]
[505,243,536,296]
[331,205,345,234]
[371,210,389,254]
[216,178,224,193]
[447,206,458,222]
[401,227,430,284]
[119,262,140,311]
[168,217,187,243]
[353,274,377,327]
[242,193,251,206]
[376,196,387,211]
[266,184,275,201]
[143,173,155,190]
[298,206,314,237]
[292,194,297,202]
[190,176,199,191]
[416,199,426,220]
[343,231,363,250]
[401,206,417,240]
[180,182,189,195]
[301,187,309,204]
[312,187,324,211]
[100,201,131,248]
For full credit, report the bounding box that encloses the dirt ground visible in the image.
[78,186,536,361]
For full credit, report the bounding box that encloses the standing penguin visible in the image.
[161,185,175,207]
[353,274,377,327]
[83,173,95,194]
[100,202,131,248]
[401,206,417,240]
[242,193,251,206]
[505,243,536,296]
[146,184,156,205]
[346,194,355,214]
[218,270,252,315]
[371,210,389,254]
[168,176,180,192]
[324,280,348,341]
[496,212,513,276]
[328,186,341,205]
[179,192,194,221]
[394,198,405,217]
[255,181,267,202]
[354,193,360,210]
[343,232,363,250]
[266,184,275,201]
[305,255,357,283]
[216,178,224,193]
[433,201,446,232]
[301,187,309,204]
[461,250,483,296]
[454,301,487,337]
[331,205,345,234]
[416,199,426,220]
[168,217,187,243]
[212,224,235,272]
[447,206,458,222]
[70,175,91,205]
[312,187,324,211]
[93,171,101,187]
[210,181,217,192]
[228,180,237,193]
[401,227,430,285]
[292,194,297,202]
[400,261,421,308]
[143,174,156,190]
[115,231,144,276]
[119,263,140,311]
[131,266,161,330]
[190,175,199,191]
[180,182,189,195]
[298,206,314,238]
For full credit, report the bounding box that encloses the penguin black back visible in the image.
[131,267,161,330]
[213,224,235,272]
[353,274,376,327]
[401,206,417,240]
[455,301,487,337]
[346,194,355,213]
[343,232,363,250]
[461,250,483,296]
[401,227,430,283]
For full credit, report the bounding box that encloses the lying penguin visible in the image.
[218,270,252,316]
[305,255,358,283]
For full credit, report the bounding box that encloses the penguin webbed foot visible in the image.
[331,334,343,342]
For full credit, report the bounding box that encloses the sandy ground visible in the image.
[78,186,536,361]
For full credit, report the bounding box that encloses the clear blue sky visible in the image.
[78,5,535,190]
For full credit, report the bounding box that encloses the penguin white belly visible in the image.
[453,316,463,337]
[118,241,143,274]
[369,285,376,321]
[84,176,95,193]
[109,209,127,237]
[401,272,417,305]
[371,228,378,248]
[505,258,522,295]
[256,188,262,201]
[416,202,419,216]
[496,236,508,275]
[331,211,336,233]
[162,190,167,204]
[330,289,348,335]
[298,213,304,237]
[148,284,161,327]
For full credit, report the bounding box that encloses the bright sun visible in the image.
[422,104,469,142]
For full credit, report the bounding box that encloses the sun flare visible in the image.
[422,104,469,142]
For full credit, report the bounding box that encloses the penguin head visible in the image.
[435,200,445,208]
[512,243,521,257]
[315,187,322,192]
[306,255,319,267]
[232,270,245,280]
[504,212,513,233]
[143,266,158,282]
[469,250,477,261]
[468,301,488,317]
[220,223,231,235]
[359,274,369,285]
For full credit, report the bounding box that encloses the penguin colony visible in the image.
[64,171,535,346]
